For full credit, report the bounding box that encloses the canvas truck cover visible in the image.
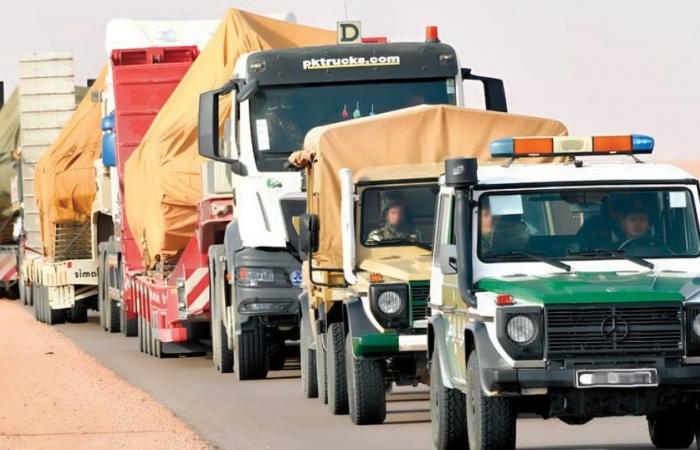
[0,89,20,218]
[34,68,107,257]
[290,104,568,269]
[124,8,335,268]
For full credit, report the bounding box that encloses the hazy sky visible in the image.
[2,0,698,158]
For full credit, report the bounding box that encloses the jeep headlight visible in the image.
[506,315,536,344]
[369,283,409,328]
[377,291,403,315]
[693,314,700,338]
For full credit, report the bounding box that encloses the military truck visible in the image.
[429,135,700,450]
[291,105,567,423]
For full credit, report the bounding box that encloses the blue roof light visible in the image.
[489,138,515,158]
[631,134,654,154]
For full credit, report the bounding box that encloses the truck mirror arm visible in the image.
[461,67,508,113]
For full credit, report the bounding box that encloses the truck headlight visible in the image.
[236,267,274,287]
[377,291,403,315]
[369,283,409,328]
[506,315,536,344]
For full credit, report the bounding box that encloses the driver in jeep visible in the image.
[366,200,422,244]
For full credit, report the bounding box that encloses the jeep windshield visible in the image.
[249,78,457,171]
[362,183,439,249]
[478,188,700,262]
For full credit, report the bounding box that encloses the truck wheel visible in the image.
[465,350,516,450]
[648,414,694,448]
[106,300,120,333]
[316,332,328,404]
[300,317,318,398]
[268,334,286,371]
[47,308,66,326]
[430,348,467,449]
[6,282,19,300]
[235,317,268,380]
[67,302,88,323]
[213,321,233,373]
[326,322,348,415]
[345,334,386,425]
[120,304,137,337]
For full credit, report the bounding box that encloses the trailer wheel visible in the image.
[106,300,120,333]
[430,348,467,449]
[234,317,268,380]
[648,414,694,449]
[465,349,516,450]
[326,322,348,415]
[67,301,88,323]
[300,317,318,398]
[346,334,385,425]
[316,331,328,404]
[120,304,137,337]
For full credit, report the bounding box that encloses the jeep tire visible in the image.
[465,349,516,450]
[431,348,467,449]
[67,301,88,323]
[648,414,694,449]
[300,316,318,398]
[235,317,268,380]
[326,322,348,415]
[345,334,386,425]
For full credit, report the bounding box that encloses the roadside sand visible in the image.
[0,299,211,449]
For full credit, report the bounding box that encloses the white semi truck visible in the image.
[198,25,509,379]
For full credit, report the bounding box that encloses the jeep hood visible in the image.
[359,254,432,282]
[477,271,700,304]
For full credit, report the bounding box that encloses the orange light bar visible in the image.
[592,135,633,153]
[513,138,553,155]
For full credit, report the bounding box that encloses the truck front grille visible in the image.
[545,304,683,359]
[409,281,430,322]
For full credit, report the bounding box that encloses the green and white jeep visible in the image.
[428,135,700,449]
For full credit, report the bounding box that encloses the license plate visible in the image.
[575,368,658,388]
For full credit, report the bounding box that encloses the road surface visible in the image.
[38,307,697,450]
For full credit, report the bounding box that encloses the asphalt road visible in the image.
[37,307,698,450]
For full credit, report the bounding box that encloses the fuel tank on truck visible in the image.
[123,8,335,270]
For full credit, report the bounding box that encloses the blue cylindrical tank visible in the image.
[101,112,116,167]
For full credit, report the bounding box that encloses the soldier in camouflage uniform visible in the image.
[366,199,422,244]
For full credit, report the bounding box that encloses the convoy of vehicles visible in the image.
[6,7,700,450]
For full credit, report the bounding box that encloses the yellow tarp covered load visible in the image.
[34,69,107,257]
[124,9,335,268]
[291,104,568,269]
[0,89,20,218]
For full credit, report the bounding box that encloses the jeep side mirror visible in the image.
[439,244,458,275]
[198,80,239,165]
[298,213,320,261]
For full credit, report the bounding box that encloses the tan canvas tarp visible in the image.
[0,89,20,218]
[34,69,106,256]
[291,104,568,269]
[124,9,335,268]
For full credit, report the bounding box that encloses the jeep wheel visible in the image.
[345,334,385,425]
[648,414,694,449]
[465,350,516,450]
[300,317,318,398]
[235,317,268,380]
[316,331,328,404]
[431,348,467,449]
[326,322,348,415]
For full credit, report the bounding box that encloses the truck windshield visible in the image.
[249,78,457,171]
[478,188,700,262]
[362,183,439,249]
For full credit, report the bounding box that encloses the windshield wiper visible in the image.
[490,251,571,272]
[569,248,654,270]
[375,238,433,251]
